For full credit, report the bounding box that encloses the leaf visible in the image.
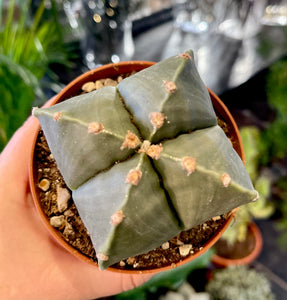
[247,176,274,219]
[240,126,261,181]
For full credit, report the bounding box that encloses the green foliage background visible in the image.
[260,58,287,165]
[0,0,72,151]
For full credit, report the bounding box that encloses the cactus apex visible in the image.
[97,253,109,261]
[125,169,142,186]
[221,173,231,187]
[146,144,163,160]
[139,140,151,153]
[179,52,192,60]
[53,112,62,121]
[32,107,38,115]
[111,210,125,226]
[149,112,167,129]
[121,130,140,150]
[181,157,196,175]
[252,190,260,202]
[163,80,177,93]
[88,122,104,134]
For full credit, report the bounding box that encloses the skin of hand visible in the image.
[0,106,153,299]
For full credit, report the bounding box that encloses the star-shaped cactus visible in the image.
[33,50,258,270]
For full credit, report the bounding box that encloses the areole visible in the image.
[29,60,244,274]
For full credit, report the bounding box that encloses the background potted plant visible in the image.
[206,265,275,300]
[211,126,275,267]
[30,50,258,273]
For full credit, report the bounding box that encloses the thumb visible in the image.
[0,116,39,180]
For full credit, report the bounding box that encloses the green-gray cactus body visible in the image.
[118,51,217,143]
[154,125,256,230]
[73,153,181,267]
[34,86,140,190]
[33,50,258,270]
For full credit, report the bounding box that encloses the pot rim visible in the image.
[29,60,243,274]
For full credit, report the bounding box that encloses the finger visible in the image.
[12,243,154,300]
[0,117,38,188]
[0,96,154,300]
[121,273,154,292]
[49,260,154,300]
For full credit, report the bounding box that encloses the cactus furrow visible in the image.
[73,153,181,270]
[118,49,217,144]
[153,126,258,229]
[33,86,141,190]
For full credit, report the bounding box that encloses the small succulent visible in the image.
[33,50,258,270]
[206,265,275,300]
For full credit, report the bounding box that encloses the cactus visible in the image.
[33,50,258,270]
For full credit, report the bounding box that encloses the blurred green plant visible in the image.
[262,58,287,249]
[274,176,287,249]
[220,126,275,245]
[0,0,73,151]
[206,265,275,300]
[220,58,287,246]
[260,58,287,165]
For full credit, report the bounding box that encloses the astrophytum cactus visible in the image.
[33,50,258,270]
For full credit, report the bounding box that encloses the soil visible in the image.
[213,227,256,259]
[33,74,233,271]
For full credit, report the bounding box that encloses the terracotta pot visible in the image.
[29,61,244,274]
[211,222,263,268]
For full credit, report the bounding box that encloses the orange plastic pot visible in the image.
[29,61,244,274]
[211,222,263,268]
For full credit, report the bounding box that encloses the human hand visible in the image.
[0,110,153,300]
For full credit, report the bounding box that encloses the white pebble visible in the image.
[119,260,126,267]
[63,222,74,236]
[56,186,70,213]
[82,81,96,92]
[162,242,170,250]
[95,80,104,89]
[212,215,221,221]
[38,178,50,192]
[50,215,65,228]
[179,244,192,257]
[126,257,136,265]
